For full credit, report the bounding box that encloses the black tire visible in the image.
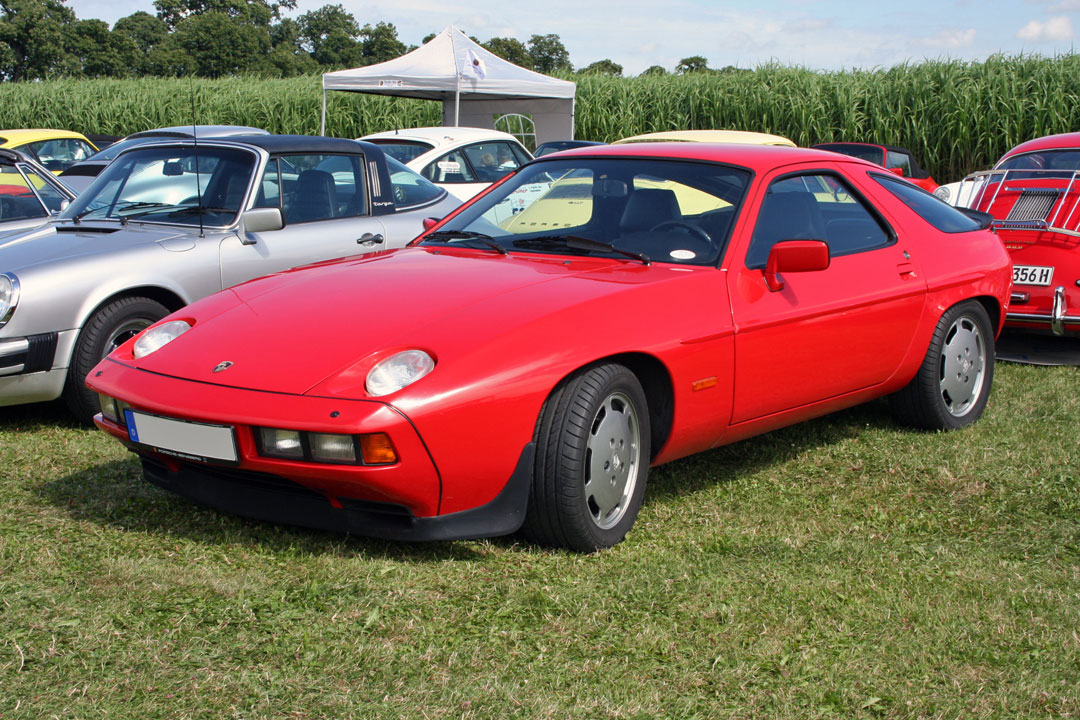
[890,300,995,430]
[64,296,169,424]
[522,363,651,552]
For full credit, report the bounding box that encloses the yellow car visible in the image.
[612,129,796,147]
[0,129,98,174]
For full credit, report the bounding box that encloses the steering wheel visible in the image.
[650,220,713,244]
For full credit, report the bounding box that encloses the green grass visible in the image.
[1,359,1078,718]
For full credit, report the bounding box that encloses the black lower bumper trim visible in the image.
[139,443,534,542]
[0,332,57,372]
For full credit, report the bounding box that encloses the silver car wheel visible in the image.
[938,314,985,417]
[585,390,642,530]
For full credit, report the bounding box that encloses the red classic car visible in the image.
[957,132,1080,335]
[813,143,939,193]
[87,144,1012,551]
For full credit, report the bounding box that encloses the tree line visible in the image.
[0,0,729,81]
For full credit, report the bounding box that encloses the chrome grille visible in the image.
[1006,191,1057,222]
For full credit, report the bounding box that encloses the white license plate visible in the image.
[1013,264,1054,286]
[125,410,238,463]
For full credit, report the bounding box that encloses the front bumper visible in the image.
[88,359,532,541]
[0,330,74,406]
[137,443,533,542]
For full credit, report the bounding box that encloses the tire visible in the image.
[522,363,651,552]
[64,296,169,424]
[890,300,994,430]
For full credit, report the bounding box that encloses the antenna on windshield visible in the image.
[189,76,205,239]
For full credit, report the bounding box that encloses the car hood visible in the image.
[133,247,690,396]
[0,221,200,271]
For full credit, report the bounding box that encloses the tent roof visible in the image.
[321,26,575,102]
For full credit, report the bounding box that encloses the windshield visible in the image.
[423,158,752,266]
[998,149,1080,171]
[62,146,257,227]
[366,140,434,164]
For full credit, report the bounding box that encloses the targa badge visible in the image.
[212,361,234,373]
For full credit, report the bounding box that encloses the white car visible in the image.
[359,127,532,201]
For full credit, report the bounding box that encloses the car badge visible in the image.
[212,361,234,373]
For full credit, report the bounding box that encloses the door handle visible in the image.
[357,233,384,245]
[896,262,917,278]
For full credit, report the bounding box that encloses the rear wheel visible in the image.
[64,296,168,424]
[890,300,994,430]
[522,363,650,552]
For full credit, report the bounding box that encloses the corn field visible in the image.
[3,54,1079,182]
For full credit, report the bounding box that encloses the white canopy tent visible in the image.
[320,26,576,145]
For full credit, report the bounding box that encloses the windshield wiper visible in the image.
[515,234,650,265]
[424,229,508,255]
[115,202,181,224]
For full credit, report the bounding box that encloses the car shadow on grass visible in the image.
[38,457,495,562]
[644,398,898,502]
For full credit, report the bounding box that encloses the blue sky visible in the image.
[71,0,1080,75]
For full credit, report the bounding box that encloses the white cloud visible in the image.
[919,28,977,48]
[1017,15,1074,42]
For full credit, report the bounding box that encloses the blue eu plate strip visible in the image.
[125,410,139,442]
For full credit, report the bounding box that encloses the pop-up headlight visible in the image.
[133,320,192,358]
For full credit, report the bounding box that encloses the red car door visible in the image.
[726,168,927,424]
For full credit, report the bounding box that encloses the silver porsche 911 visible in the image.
[0,134,459,422]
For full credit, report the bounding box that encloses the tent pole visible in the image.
[320,88,327,136]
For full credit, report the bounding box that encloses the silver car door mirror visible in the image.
[238,207,284,245]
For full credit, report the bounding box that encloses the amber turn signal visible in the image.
[359,433,398,465]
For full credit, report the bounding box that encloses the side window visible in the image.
[279,154,365,224]
[27,139,93,172]
[872,173,983,233]
[0,163,46,219]
[886,151,912,178]
[747,173,890,268]
[254,159,281,209]
[422,150,476,184]
[21,165,68,213]
[387,156,446,209]
[462,143,518,182]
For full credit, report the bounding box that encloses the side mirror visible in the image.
[238,207,284,245]
[422,217,441,231]
[889,167,904,177]
[763,239,830,292]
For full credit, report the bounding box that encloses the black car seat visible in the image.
[291,169,337,223]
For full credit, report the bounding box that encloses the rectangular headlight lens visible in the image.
[258,427,303,459]
[309,433,357,463]
[98,394,118,423]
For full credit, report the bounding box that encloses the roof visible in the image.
[361,126,522,148]
[0,129,95,147]
[545,141,868,171]
[103,135,374,158]
[1001,132,1080,161]
[322,26,575,102]
[127,125,268,139]
[612,130,796,147]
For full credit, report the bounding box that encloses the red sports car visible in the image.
[88,144,1012,551]
[958,132,1080,335]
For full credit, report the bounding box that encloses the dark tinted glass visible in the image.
[872,173,982,233]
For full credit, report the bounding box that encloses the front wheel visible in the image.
[522,363,651,552]
[890,300,995,430]
[63,296,169,424]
